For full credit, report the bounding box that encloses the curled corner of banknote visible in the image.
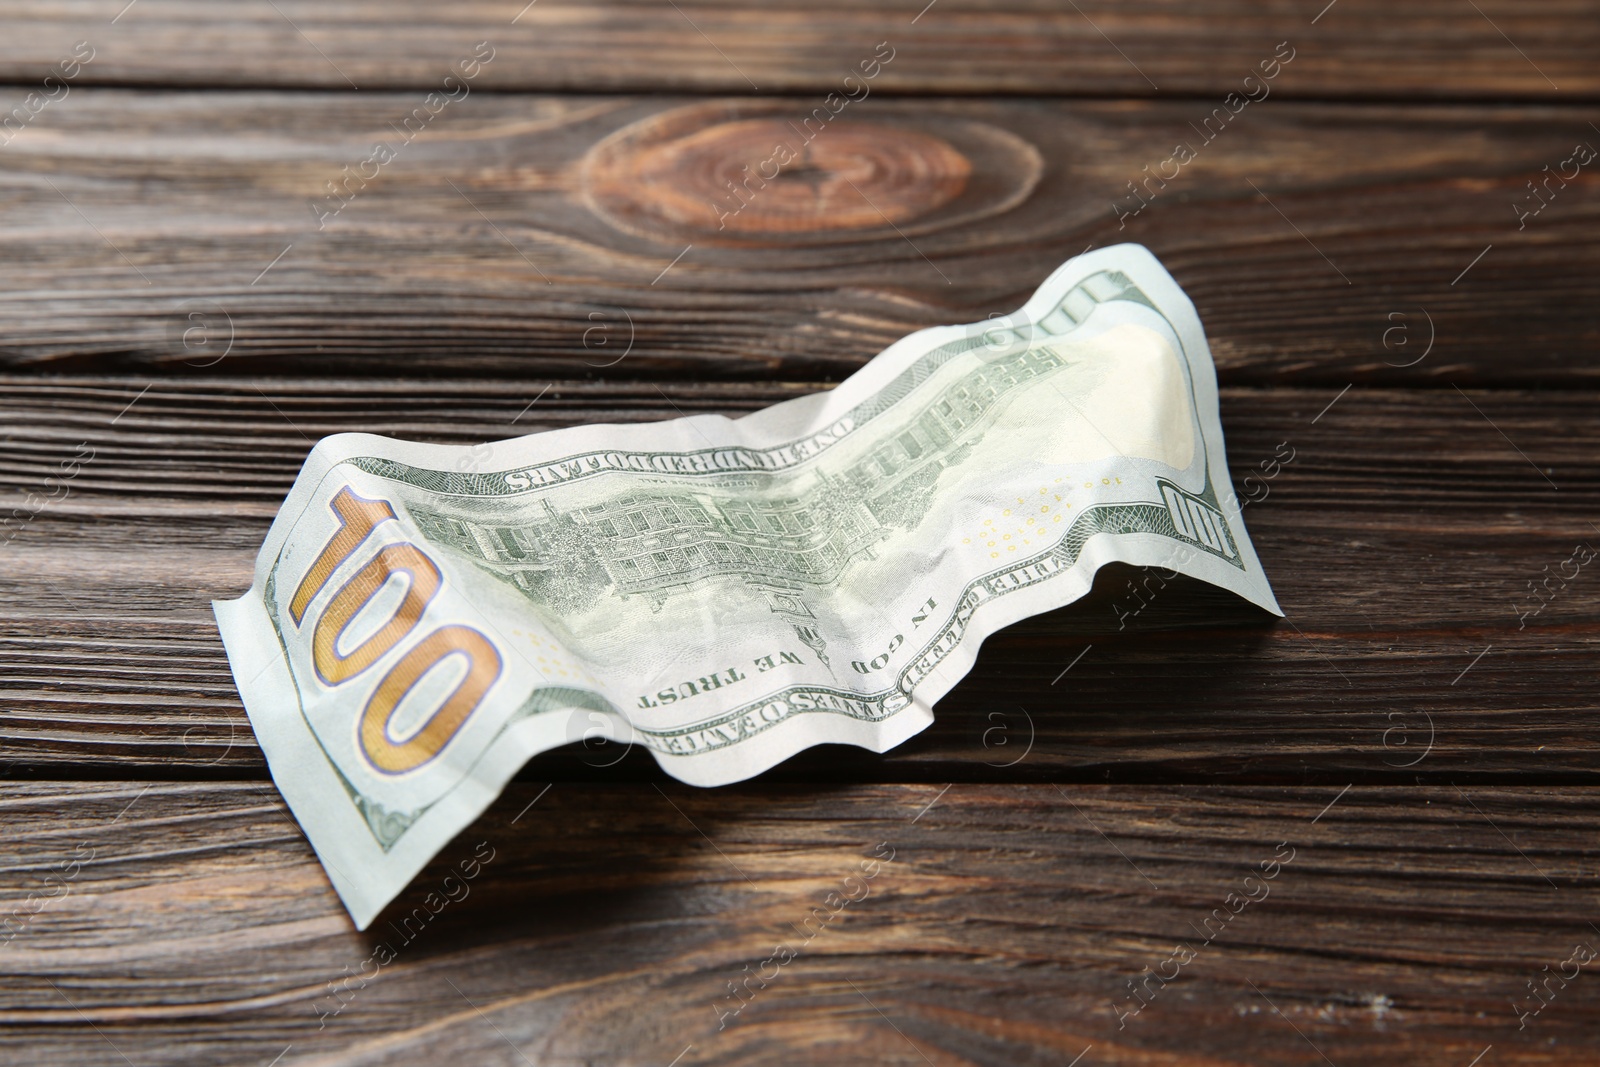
[212,242,1282,927]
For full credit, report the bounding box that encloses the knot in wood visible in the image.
[583,104,981,244]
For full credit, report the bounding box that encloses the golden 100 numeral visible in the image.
[289,486,501,774]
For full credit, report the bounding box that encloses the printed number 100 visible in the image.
[287,486,501,774]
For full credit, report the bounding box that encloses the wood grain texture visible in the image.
[5,21,1599,1062]
[1,93,1597,384]
[2,780,1596,1065]
[3,377,1594,781]
[2,1,1598,98]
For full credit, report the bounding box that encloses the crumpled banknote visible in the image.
[214,243,1280,926]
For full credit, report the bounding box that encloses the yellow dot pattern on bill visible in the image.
[510,627,602,686]
[961,479,1077,559]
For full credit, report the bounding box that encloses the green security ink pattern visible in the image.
[274,268,1242,850]
[630,494,1238,756]
[349,272,1179,630]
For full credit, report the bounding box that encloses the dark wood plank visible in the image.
[2,1,1597,98]
[1,780,1593,1065]
[1,93,1598,384]
[3,377,1594,781]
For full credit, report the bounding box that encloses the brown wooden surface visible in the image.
[6,781,1600,1065]
[4,2,1600,1064]
[3,93,1597,384]
[2,1,1598,98]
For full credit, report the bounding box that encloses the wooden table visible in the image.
[3,3,1598,1063]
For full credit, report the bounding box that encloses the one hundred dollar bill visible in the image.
[214,244,1281,927]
